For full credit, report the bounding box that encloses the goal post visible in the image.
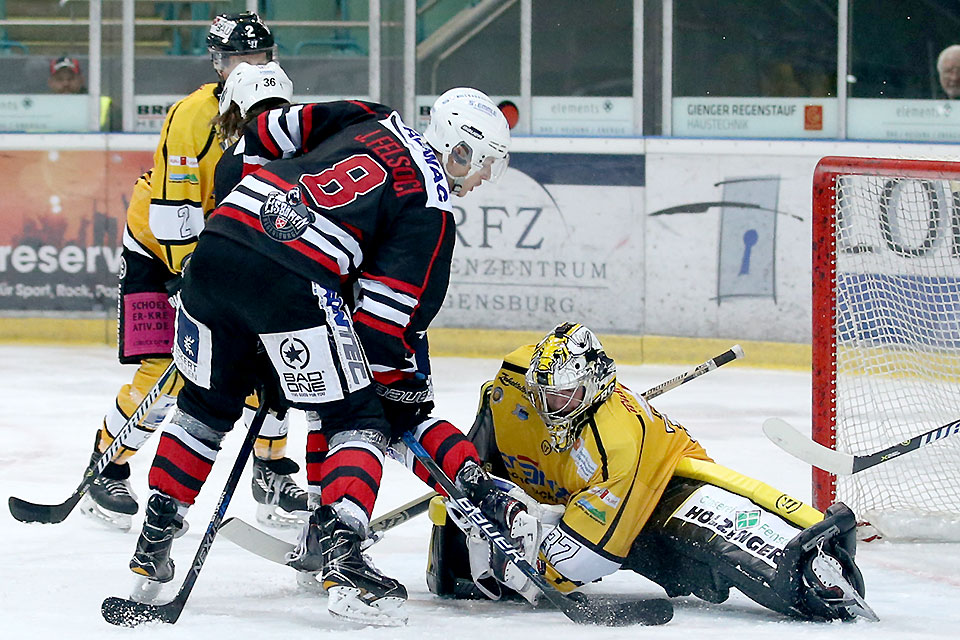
[812,156,960,541]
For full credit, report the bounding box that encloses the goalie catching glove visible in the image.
[444,462,560,604]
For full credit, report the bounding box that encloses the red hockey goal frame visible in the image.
[811,155,960,510]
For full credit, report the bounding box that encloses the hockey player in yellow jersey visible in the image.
[426,322,877,622]
[81,12,308,531]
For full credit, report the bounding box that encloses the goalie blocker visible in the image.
[425,324,876,622]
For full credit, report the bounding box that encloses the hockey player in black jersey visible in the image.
[126,88,515,626]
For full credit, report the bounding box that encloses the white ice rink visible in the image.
[2,344,958,639]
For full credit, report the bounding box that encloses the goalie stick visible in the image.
[763,416,960,476]
[8,361,178,525]
[399,431,674,627]
[101,389,273,627]
[641,344,744,401]
[219,491,438,566]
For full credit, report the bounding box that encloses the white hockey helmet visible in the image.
[422,87,511,193]
[525,323,617,452]
[218,61,293,117]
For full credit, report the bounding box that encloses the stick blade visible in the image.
[220,517,293,565]
[560,595,674,626]
[101,596,181,627]
[762,418,854,475]
[8,494,77,524]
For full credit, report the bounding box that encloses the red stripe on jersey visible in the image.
[253,169,296,192]
[353,310,406,337]
[257,112,281,158]
[301,106,313,153]
[371,370,407,385]
[212,205,344,276]
[347,100,376,115]
[242,162,262,178]
[415,211,449,301]
[362,272,421,296]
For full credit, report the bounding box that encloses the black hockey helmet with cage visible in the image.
[207,12,276,76]
[207,12,274,54]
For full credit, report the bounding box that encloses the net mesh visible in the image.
[833,173,960,541]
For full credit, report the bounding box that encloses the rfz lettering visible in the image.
[452,205,545,249]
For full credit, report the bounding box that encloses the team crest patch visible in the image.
[259,187,315,242]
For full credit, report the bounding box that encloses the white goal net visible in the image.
[813,156,960,541]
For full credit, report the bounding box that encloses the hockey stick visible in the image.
[640,344,744,401]
[101,391,273,627]
[8,361,178,524]
[400,431,673,626]
[763,416,960,475]
[219,491,438,565]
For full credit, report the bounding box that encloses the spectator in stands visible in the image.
[48,56,85,94]
[937,45,960,99]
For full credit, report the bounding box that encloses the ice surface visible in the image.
[2,344,958,639]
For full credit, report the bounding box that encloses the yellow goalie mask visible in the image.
[525,323,616,452]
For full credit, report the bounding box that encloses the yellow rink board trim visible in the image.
[0,318,811,370]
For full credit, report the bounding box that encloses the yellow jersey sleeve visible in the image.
[148,83,223,273]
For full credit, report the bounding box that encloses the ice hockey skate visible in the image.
[79,452,138,532]
[251,456,309,528]
[128,493,180,601]
[802,546,879,622]
[290,504,407,626]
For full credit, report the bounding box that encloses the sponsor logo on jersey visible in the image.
[500,452,570,502]
[496,371,525,393]
[586,486,620,507]
[172,305,211,389]
[512,404,529,420]
[571,438,598,480]
[574,497,606,524]
[259,187,315,242]
[671,485,801,567]
[279,337,310,370]
[170,172,199,185]
[168,155,198,168]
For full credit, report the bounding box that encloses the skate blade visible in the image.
[128,575,165,604]
[296,570,327,594]
[256,503,308,529]
[327,586,407,627]
[79,495,132,532]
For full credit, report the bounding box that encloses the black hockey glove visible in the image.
[376,376,434,436]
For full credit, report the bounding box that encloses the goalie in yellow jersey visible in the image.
[425,322,877,622]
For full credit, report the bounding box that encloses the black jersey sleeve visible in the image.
[240,100,392,176]
[351,203,456,385]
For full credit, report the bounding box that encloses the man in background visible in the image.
[937,45,960,99]
[48,56,85,94]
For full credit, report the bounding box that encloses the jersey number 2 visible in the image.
[299,154,388,210]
